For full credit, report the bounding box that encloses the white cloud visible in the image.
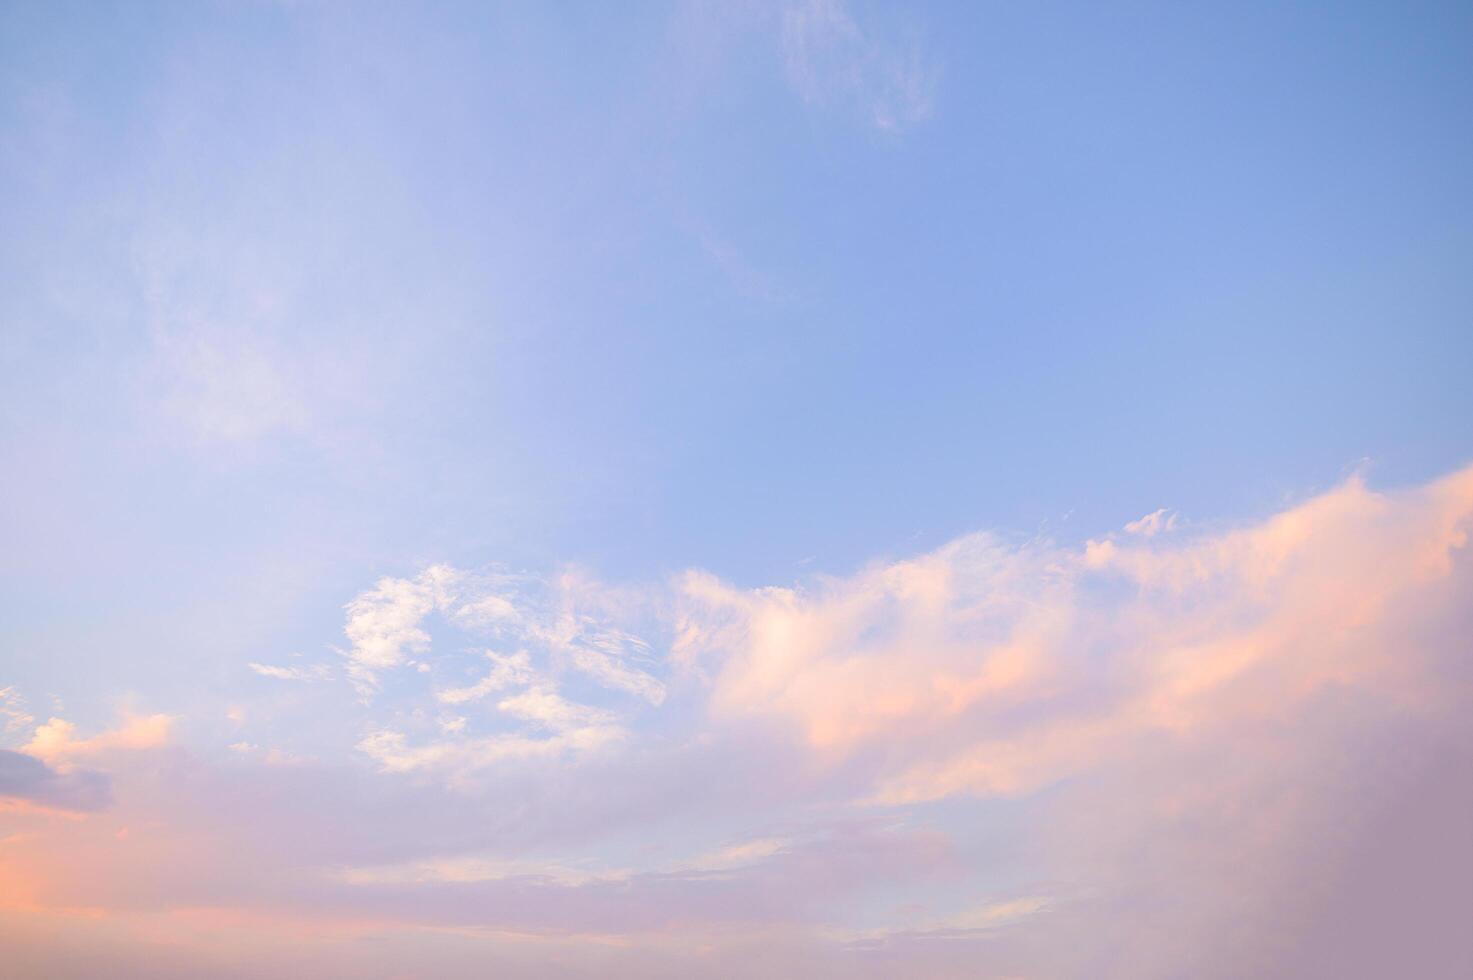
[248,662,332,682]
[780,0,938,131]
[497,687,614,732]
[1124,508,1178,537]
[436,650,536,705]
[338,563,665,705]
[340,564,460,696]
[451,592,521,629]
[358,723,623,778]
[0,687,34,741]
[532,616,667,706]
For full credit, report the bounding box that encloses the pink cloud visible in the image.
[2,465,1470,976]
[677,465,1473,807]
[23,715,174,763]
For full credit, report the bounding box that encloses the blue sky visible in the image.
[2,3,1472,977]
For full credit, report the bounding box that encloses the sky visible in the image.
[1,1,1472,976]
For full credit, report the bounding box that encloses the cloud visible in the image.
[341,565,665,705]
[680,835,791,874]
[675,531,1066,760]
[340,564,460,695]
[1123,507,1178,537]
[676,465,1473,807]
[780,0,938,131]
[436,651,536,705]
[496,687,614,733]
[248,662,332,682]
[0,749,111,812]
[332,835,799,891]
[336,568,665,784]
[305,465,1465,970]
[23,714,174,762]
[519,569,667,705]
[360,682,623,780]
[357,722,623,778]
[0,686,34,738]
[530,617,667,706]
[6,464,1472,976]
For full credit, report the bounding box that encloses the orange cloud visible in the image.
[24,715,174,764]
[677,465,1473,804]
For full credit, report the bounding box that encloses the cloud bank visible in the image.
[2,464,1470,977]
[0,750,111,814]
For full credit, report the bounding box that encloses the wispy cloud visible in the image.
[357,720,624,778]
[497,687,615,733]
[247,662,332,682]
[339,565,666,704]
[1123,507,1178,537]
[0,687,34,741]
[435,651,535,705]
[780,0,938,131]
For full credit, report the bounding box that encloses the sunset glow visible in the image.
[3,2,1471,977]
